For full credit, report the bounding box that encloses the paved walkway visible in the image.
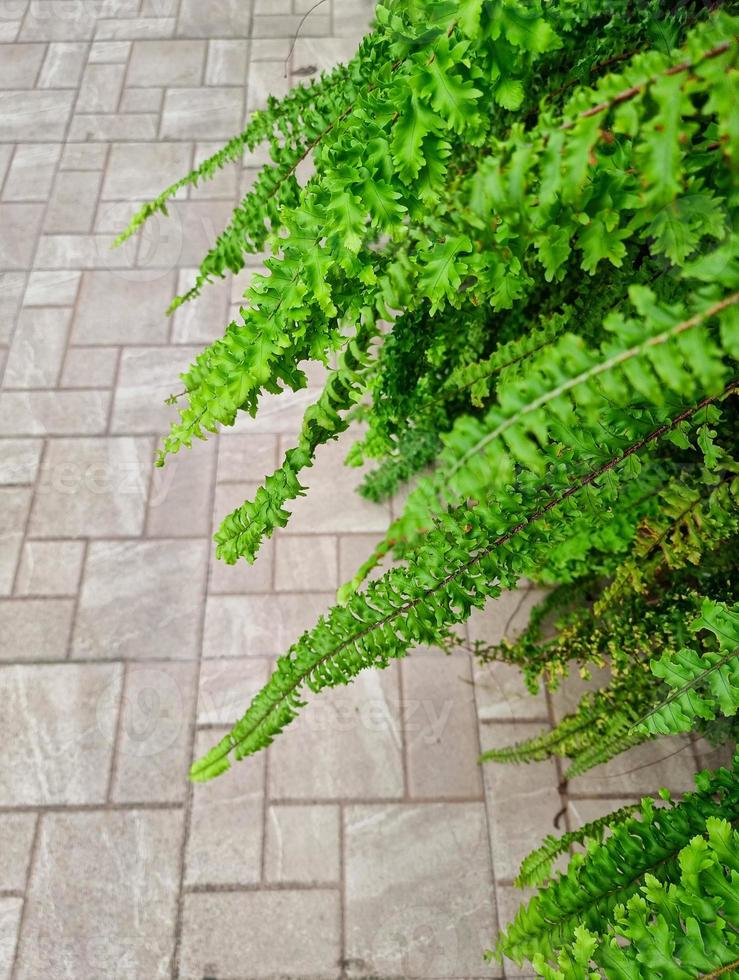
[0,2,710,978]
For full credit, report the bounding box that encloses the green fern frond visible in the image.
[531,817,739,978]
[214,315,379,564]
[191,387,732,781]
[492,759,739,967]
[638,599,739,737]
[354,283,739,586]
[515,802,644,889]
[114,58,360,247]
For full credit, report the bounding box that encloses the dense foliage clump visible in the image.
[118,0,739,973]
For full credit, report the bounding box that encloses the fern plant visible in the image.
[117,0,739,974]
[494,759,739,976]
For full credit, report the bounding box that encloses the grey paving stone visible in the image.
[196,656,269,727]
[0,898,22,980]
[68,112,160,141]
[111,660,198,803]
[171,265,230,342]
[0,18,21,44]
[0,487,31,595]
[265,803,340,884]
[103,142,194,203]
[0,145,10,193]
[216,433,277,483]
[401,654,483,800]
[23,269,81,306]
[0,272,25,345]
[88,39,131,63]
[15,540,85,596]
[160,86,243,140]
[274,533,338,592]
[37,42,88,87]
[0,391,111,436]
[34,231,137,269]
[202,592,335,658]
[0,661,121,804]
[19,5,98,41]
[111,345,200,434]
[467,585,549,648]
[251,37,293,61]
[246,59,290,113]
[60,345,119,388]
[694,738,735,772]
[205,39,248,86]
[132,201,235,275]
[292,35,360,75]
[140,0,179,13]
[334,0,375,38]
[146,436,216,538]
[254,0,291,12]
[44,171,102,233]
[185,726,265,887]
[94,16,177,41]
[0,90,74,142]
[59,142,108,170]
[73,538,208,660]
[345,802,497,979]
[77,62,126,112]
[0,440,42,486]
[276,432,391,533]
[3,308,72,388]
[338,533,389,585]
[479,724,562,882]
[467,589,550,722]
[73,270,174,344]
[567,737,700,796]
[252,14,331,38]
[473,660,549,723]
[118,86,163,113]
[128,39,206,86]
[177,0,253,37]
[268,665,404,800]
[179,890,340,980]
[2,144,61,202]
[0,43,46,88]
[0,812,37,891]
[30,437,152,538]
[14,809,183,980]
[0,204,44,269]
[0,599,74,662]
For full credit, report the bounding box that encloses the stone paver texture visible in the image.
[0,2,710,978]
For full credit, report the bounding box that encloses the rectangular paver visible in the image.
[111,661,199,803]
[345,802,498,979]
[0,662,122,805]
[0,813,37,892]
[0,898,22,980]
[179,889,341,980]
[30,437,153,538]
[15,809,183,980]
[73,539,208,660]
[185,728,265,887]
[0,599,75,661]
[268,666,404,800]
[402,654,483,799]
